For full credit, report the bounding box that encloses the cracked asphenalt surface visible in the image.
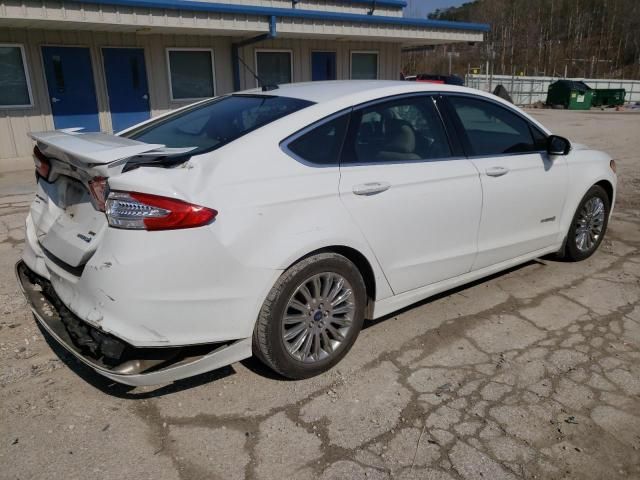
[1,110,640,480]
[121,223,640,480]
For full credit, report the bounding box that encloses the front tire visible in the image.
[253,253,367,379]
[564,185,610,261]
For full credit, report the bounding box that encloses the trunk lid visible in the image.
[29,129,193,270]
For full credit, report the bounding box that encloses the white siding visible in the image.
[274,19,482,43]
[0,29,54,164]
[0,29,402,167]
[211,0,404,17]
[0,0,482,43]
[0,29,235,164]
[237,37,401,88]
[0,2,484,168]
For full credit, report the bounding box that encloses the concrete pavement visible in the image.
[1,109,639,480]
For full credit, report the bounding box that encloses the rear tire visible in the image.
[564,185,610,261]
[253,253,366,379]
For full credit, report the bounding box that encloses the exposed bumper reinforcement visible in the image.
[15,260,252,386]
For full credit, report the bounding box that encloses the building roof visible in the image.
[328,0,408,7]
[73,0,491,32]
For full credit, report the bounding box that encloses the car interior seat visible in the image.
[375,119,421,161]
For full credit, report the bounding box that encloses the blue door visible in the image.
[41,46,100,132]
[312,52,337,81]
[102,48,151,132]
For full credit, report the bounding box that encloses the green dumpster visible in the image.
[592,88,626,107]
[546,80,594,110]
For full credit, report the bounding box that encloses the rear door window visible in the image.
[126,94,313,155]
[448,96,540,156]
[343,95,452,163]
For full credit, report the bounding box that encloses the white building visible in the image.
[0,0,488,168]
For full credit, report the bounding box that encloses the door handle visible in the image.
[142,94,149,100]
[51,97,60,103]
[485,166,510,177]
[353,182,391,196]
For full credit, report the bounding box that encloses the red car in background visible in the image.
[403,73,465,86]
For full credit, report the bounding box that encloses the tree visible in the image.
[407,0,640,79]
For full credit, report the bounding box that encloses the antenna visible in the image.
[235,54,278,91]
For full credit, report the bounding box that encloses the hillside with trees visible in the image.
[403,0,640,79]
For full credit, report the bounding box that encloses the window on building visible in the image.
[256,50,292,86]
[166,49,215,101]
[0,44,32,107]
[351,52,378,80]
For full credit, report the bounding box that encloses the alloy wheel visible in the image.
[575,196,605,253]
[282,272,355,363]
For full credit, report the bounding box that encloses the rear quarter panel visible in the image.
[199,131,394,302]
[108,111,395,310]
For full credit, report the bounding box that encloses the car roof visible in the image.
[233,80,552,139]
[238,80,473,104]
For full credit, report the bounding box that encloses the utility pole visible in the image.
[486,43,496,92]
[447,51,460,75]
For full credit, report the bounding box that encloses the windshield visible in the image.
[126,94,314,155]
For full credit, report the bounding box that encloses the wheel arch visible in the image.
[558,177,615,258]
[285,245,379,318]
[594,179,614,205]
[561,164,616,233]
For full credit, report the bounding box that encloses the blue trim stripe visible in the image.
[330,0,408,7]
[71,0,490,32]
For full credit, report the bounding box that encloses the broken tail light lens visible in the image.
[105,191,217,231]
[33,146,51,180]
[88,177,109,212]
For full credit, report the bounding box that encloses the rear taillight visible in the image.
[88,177,109,212]
[33,146,51,180]
[105,191,217,231]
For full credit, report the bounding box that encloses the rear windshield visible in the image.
[126,94,314,155]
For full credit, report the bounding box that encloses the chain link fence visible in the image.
[465,74,640,106]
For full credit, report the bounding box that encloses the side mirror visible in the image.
[547,135,571,156]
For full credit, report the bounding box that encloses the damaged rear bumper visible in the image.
[16,261,251,386]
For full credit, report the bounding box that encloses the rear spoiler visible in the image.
[29,130,194,169]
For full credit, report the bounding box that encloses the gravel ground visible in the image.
[1,109,639,480]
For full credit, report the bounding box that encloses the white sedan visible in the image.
[17,81,617,385]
